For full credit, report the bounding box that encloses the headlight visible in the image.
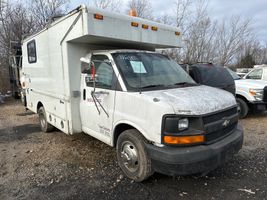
[178,118,189,131]
[249,89,263,101]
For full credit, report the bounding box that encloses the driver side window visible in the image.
[86,55,114,89]
[246,69,263,80]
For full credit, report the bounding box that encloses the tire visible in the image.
[237,98,249,119]
[38,106,54,132]
[116,129,153,182]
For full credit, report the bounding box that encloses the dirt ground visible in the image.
[0,99,267,200]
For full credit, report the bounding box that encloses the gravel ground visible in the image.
[0,99,267,200]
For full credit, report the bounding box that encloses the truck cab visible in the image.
[79,50,243,181]
[21,5,243,181]
[243,66,267,81]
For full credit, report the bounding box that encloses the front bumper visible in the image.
[249,101,267,111]
[146,124,243,176]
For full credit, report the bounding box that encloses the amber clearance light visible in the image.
[151,26,158,31]
[131,22,139,27]
[175,31,181,36]
[163,135,204,145]
[94,13,104,20]
[142,24,149,29]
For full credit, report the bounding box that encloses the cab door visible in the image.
[80,54,118,145]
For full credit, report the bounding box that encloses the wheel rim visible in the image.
[39,112,46,128]
[120,141,139,172]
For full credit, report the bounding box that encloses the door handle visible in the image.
[83,89,86,100]
[94,91,109,95]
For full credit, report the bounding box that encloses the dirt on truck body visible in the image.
[0,100,267,200]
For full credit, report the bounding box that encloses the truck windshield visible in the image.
[112,52,196,91]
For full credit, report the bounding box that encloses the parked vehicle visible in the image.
[9,41,22,99]
[243,66,267,81]
[181,63,236,95]
[21,5,243,181]
[227,69,267,118]
[236,68,252,78]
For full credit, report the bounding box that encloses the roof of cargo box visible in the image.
[23,5,182,49]
[71,6,182,49]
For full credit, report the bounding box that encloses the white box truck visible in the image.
[21,5,243,181]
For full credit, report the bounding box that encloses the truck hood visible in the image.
[235,79,267,89]
[142,85,237,115]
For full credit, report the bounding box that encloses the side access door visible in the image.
[80,54,120,145]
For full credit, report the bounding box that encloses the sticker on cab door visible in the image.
[98,125,110,137]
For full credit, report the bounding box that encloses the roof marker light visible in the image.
[151,26,158,31]
[129,9,137,17]
[94,13,103,20]
[131,22,139,27]
[142,24,149,29]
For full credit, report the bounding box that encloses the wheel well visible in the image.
[113,123,135,147]
[236,95,249,103]
[37,102,43,112]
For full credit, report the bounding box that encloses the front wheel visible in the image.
[38,106,54,132]
[116,129,153,182]
[237,98,249,119]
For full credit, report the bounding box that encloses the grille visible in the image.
[202,107,237,125]
[203,107,238,143]
[263,86,267,103]
[205,123,237,143]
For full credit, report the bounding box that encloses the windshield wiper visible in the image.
[173,82,197,86]
[141,84,165,89]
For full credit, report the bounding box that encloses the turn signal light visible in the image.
[175,31,181,36]
[249,89,256,96]
[163,135,204,145]
[94,13,103,20]
[131,22,139,27]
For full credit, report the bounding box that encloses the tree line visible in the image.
[0,0,266,92]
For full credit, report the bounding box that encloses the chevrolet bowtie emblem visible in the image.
[222,119,230,127]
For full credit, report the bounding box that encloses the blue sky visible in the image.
[70,0,266,42]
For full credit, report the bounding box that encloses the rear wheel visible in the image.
[38,106,54,132]
[237,98,248,119]
[116,129,153,182]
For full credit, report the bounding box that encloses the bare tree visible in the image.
[91,0,122,12]
[0,0,69,92]
[29,0,69,31]
[177,0,217,63]
[214,16,253,65]
[0,1,36,92]
[173,0,192,28]
[127,0,153,19]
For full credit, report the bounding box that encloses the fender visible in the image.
[112,119,152,147]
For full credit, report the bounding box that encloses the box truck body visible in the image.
[22,5,243,181]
